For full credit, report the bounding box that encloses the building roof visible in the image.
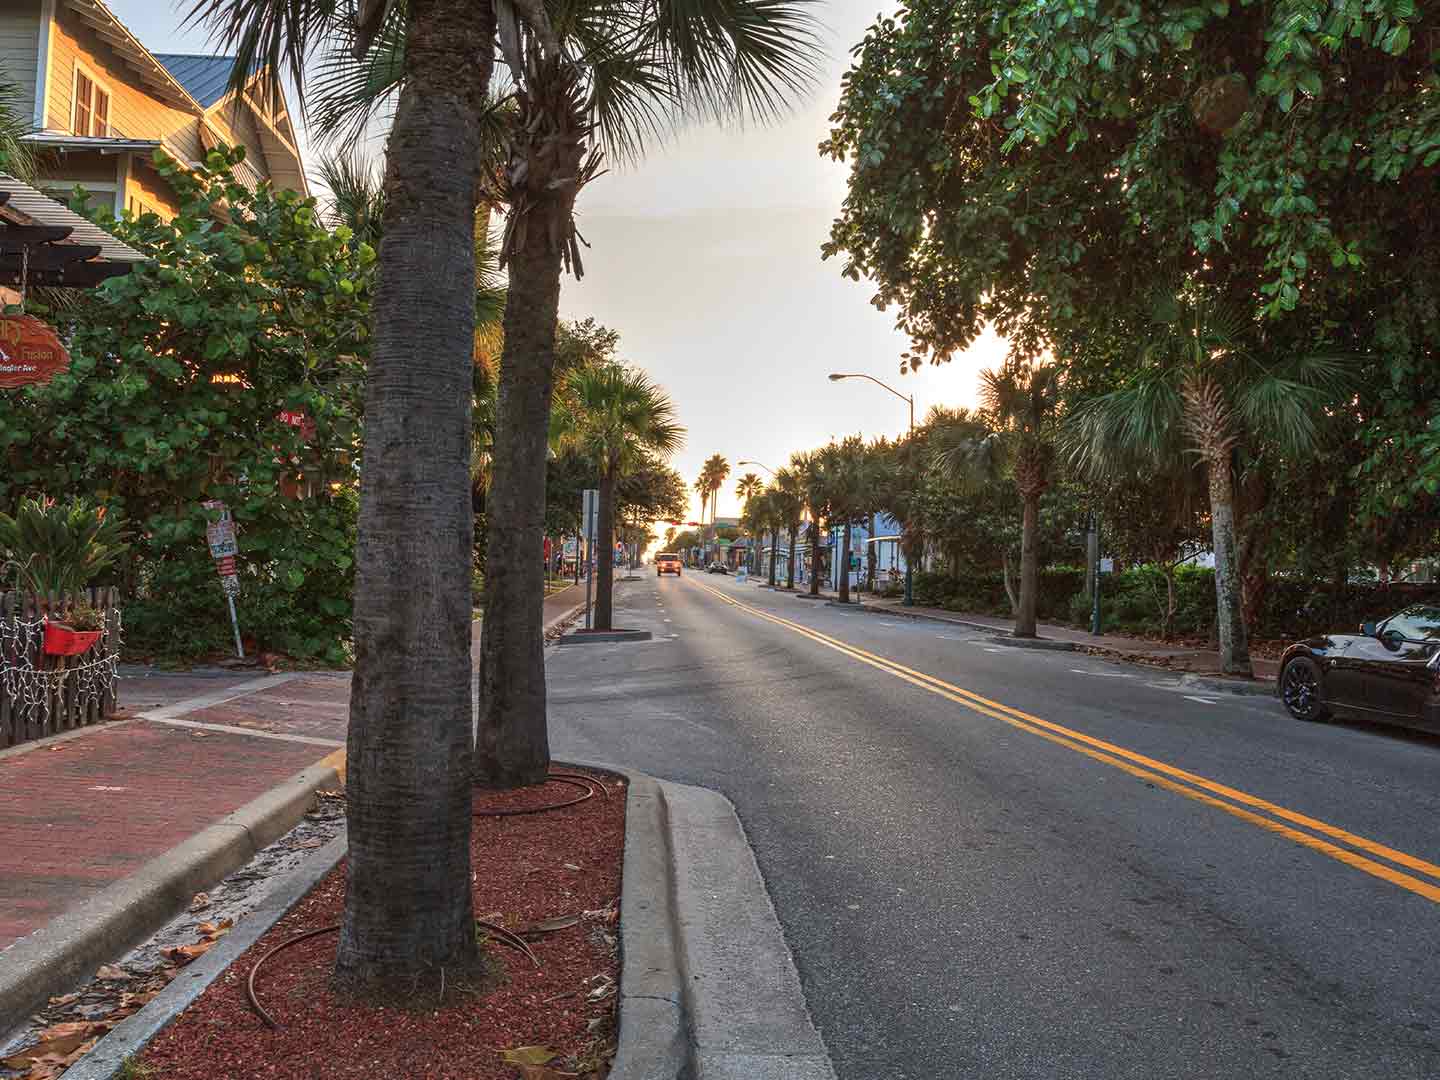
[153,54,241,110]
[0,174,146,288]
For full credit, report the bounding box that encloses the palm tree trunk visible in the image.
[768,527,779,586]
[839,520,851,604]
[336,0,492,997]
[809,520,824,595]
[476,252,566,790]
[786,524,797,589]
[1206,455,1253,675]
[1015,492,1040,637]
[595,461,617,630]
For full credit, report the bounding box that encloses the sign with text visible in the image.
[202,500,238,558]
[0,315,71,388]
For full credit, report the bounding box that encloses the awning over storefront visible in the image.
[0,175,147,288]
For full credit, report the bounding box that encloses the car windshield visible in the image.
[1383,606,1440,641]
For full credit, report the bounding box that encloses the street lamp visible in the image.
[738,459,776,477]
[828,372,916,606]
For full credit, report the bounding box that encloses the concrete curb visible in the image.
[986,634,1076,652]
[792,593,828,601]
[855,603,1005,633]
[824,600,863,609]
[0,754,342,1029]
[543,599,588,636]
[60,830,350,1080]
[1178,672,1277,698]
[558,629,653,645]
[558,759,836,1080]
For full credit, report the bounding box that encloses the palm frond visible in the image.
[1233,352,1353,457]
[1062,373,1186,478]
[308,3,407,146]
[0,77,36,183]
[314,149,386,245]
[186,0,344,106]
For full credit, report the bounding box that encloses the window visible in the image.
[1385,607,1440,642]
[72,68,110,137]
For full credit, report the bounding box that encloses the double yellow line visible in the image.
[689,578,1440,906]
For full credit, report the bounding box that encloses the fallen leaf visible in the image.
[499,1046,558,1066]
[94,965,130,982]
[188,892,211,912]
[46,993,78,1007]
[162,940,215,966]
[295,837,323,849]
[1,1031,89,1068]
[522,914,580,935]
[195,918,234,941]
[48,745,65,752]
[562,863,582,871]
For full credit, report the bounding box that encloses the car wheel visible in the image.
[1281,657,1330,722]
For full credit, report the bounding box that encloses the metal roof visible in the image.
[22,133,162,154]
[0,174,146,287]
[153,54,241,110]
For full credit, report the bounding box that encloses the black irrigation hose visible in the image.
[247,919,543,1029]
[473,769,610,817]
[248,770,610,1028]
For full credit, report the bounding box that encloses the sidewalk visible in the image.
[2,586,592,1018]
[860,595,1279,681]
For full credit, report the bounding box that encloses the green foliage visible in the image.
[0,495,129,595]
[0,146,371,662]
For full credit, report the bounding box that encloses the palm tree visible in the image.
[736,472,762,505]
[190,0,504,996]
[557,364,684,629]
[935,361,1060,638]
[0,75,36,182]
[823,437,871,604]
[795,450,834,596]
[774,465,805,589]
[1064,295,1348,674]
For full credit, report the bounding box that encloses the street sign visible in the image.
[0,315,70,388]
[1099,557,1115,573]
[581,490,599,629]
[202,501,238,558]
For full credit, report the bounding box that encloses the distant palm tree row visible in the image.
[733,333,1343,677]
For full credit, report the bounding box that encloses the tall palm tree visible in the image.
[736,472,762,505]
[1064,295,1348,674]
[774,464,805,590]
[557,363,684,629]
[824,437,871,604]
[190,0,502,996]
[936,361,1060,638]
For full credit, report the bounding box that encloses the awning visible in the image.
[22,133,163,155]
[866,535,903,544]
[0,175,146,288]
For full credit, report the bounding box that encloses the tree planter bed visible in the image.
[132,773,626,1080]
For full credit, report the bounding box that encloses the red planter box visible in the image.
[43,622,103,657]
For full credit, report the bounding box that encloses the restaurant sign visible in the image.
[0,315,71,389]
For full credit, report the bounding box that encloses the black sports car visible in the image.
[1278,605,1440,733]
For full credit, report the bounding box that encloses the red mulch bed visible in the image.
[139,772,626,1079]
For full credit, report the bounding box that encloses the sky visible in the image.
[111,0,1009,524]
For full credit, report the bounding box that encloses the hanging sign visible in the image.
[0,315,71,388]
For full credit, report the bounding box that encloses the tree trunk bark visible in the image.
[595,462,617,630]
[786,524,797,589]
[476,249,565,789]
[336,0,492,998]
[1206,455,1253,675]
[809,520,824,595]
[768,527,779,585]
[839,520,851,604]
[866,513,876,593]
[1015,493,1039,637]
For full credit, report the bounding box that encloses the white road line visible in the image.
[1068,669,1135,678]
[1183,695,1218,705]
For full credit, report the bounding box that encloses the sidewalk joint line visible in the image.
[143,716,344,748]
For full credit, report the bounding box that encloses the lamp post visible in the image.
[828,372,916,606]
[738,459,776,477]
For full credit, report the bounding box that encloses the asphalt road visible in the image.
[548,573,1440,1080]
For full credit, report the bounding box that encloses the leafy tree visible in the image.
[0,147,368,663]
[772,466,805,589]
[794,450,833,596]
[819,436,871,604]
[556,364,684,629]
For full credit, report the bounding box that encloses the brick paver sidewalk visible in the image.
[0,673,348,953]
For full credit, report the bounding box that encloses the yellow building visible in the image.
[0,0,306,220]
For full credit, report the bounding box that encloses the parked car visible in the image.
[1278,605,1440,733]
[655,553,682,577]
[706,563,729,575]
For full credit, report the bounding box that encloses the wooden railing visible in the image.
[0,588,122,749]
